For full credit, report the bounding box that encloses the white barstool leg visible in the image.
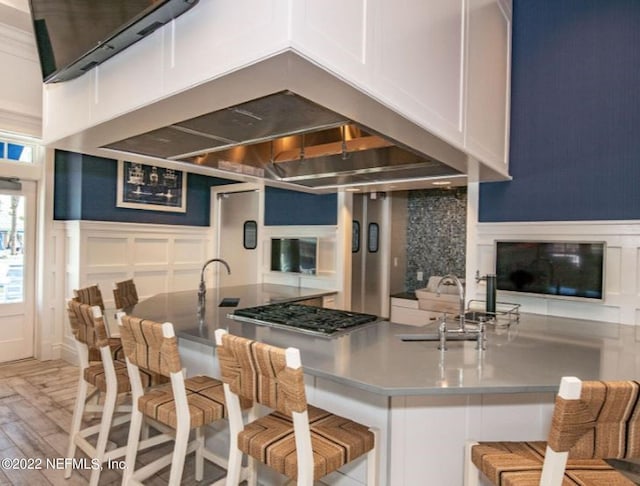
[89,384,117,486]
[167,420,190,486]
[195,426,204,481]
[65,374,88,478]
[122,407,143,485]
[247,457,258,486]
[225,430,243,485]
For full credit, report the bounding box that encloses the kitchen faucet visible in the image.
[435,274,486,350]
[436,274,466,332]
[197,258,231,313]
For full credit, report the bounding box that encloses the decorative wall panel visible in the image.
[405,188,467,291]
[174,239,206,264]
[86,237,128,266]
[133,238,169,265]
[60,221,212,347]
[474,221,640,325]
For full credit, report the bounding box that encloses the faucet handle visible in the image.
[438,317,447,351]
[476,317,487,351]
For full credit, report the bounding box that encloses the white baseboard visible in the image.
[60,342,79,365]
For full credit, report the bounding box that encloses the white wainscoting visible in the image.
[472,221,640,325]
[59,220,212,362]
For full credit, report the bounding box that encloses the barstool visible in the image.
[117,314,251,485]
[65,300,136,486]
[74,284,106,311]
[465,376,640,485]
[113,279,139,311]
[74,284,121,361]
[214,329,379,486]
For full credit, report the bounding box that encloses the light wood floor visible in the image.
[0,358,227,485]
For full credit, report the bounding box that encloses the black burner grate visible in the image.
[232,303,378,335]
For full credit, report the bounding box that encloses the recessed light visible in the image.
[431,181,451,186]
[345,187,361,192]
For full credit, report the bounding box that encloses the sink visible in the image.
[219,297,240,307]
[464,311,492,323]
[397,333,478,342]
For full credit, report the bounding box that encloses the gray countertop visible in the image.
[130,285,640,397]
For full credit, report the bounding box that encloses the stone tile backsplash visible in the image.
[405,187,467,291]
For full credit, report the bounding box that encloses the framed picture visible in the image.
[117,161,187,213]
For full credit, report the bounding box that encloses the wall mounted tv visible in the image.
[271,238,318,275]
[495,241,605,300]
[29,0,199,83]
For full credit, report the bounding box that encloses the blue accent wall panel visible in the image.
[53,150,82,220]
[264,187,337,226]
[480,0,640,222]
[54,151,236,226]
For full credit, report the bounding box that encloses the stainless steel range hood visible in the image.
[89,52,473,192]
[104,91,462,190]
[106,91,460,188]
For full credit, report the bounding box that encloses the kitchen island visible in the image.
[131,285,640,485]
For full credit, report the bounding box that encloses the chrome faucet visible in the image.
[436,274,466,332]
[434,275,487,351]
[197,258,231,313]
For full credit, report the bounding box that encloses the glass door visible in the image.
[0,181,35,362]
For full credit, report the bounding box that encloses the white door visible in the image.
[0,180,36,362]
[213,187,261,287]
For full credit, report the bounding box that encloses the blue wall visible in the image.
[54,152,339,226]
[264,187,337,226]
[479,0,640,222]
[54,151,236,226]
[53,151,82,220]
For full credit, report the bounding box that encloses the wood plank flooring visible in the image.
[0,359,227,485]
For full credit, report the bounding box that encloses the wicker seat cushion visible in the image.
[238,405,375,481]
[471,441,635,485]
[84,361,132,394]
[83,359,168,393]
[88,337,126,363]
[138,376,226,429]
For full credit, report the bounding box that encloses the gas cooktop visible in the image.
[229,302,379,337]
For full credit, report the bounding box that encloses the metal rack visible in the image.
[466,300,520,327]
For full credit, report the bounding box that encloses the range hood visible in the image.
[103,90,464,191]
[63,51,478,192]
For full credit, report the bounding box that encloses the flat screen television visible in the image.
[271,238,318,275]
[29,0,199,83]
[495,241,605,300]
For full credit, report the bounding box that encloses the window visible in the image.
[243,220,257,250]
[0,194,25,303]
[0,139,34,163]
[352,221,360,253]
[368,223,379,253]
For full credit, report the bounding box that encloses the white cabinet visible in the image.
[464,0,512,172]
[290,0,370,82]
[291,0,467,147]
[372,0,466,145]
[290,0,511,173]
